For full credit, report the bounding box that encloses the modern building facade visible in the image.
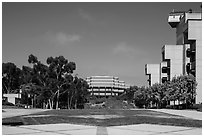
[145,9,202,104]
[161,45,184,81]
[145,64,160,86]
[86,75,128,97]
[168,10,202,104]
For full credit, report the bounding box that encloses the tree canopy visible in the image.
[2,54,89,109]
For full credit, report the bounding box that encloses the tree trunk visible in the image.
[52,100,54,109]
[56,90,59,109]
[3,82,9,94]
[75,99,77,109]
[67,92,70,109]
[70,95,73,109]
[48,99,53,109]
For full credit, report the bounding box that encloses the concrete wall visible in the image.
[183,44,190,75]
[160,61,168,83]
[145,64,160,86]
[163,45,184,80]
[3,94,21,105]
[188,20,202,103]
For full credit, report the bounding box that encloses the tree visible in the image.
[151,83,168,108]
[21,54,52,108]
[46,55,76,109]
[20,83,42,107]
[2,62,21,94]
[59,75,89,109]
[134,86,149,108]
[21,66,34,84]
[169,74,197,108]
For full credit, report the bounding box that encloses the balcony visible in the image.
[162,67,170,73]
[168,12,184,28]
[186,48,191,57]
[162,77,168,83]
[186,63,191,74]
[168,15,181,28]
[187,48,196,57]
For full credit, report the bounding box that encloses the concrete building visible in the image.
[161,45,184,81]
[145,64,160,86]
[145,10,202,104]
[160,61,168,84]
[3,93,21,105]
[86,75,128,97]
[168,10,202,103]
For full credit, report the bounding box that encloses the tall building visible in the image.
[145,9,202,103]
[86,75,128,97]
[168,10,202,104]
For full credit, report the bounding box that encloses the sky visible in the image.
[2,2,202,87]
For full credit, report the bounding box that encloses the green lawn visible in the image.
[2,109,202,128]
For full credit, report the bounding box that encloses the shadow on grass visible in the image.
[2,109,202,128]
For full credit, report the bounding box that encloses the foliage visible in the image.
[124,74,197,109]
[2,62,21,94]
[2,54,89,110]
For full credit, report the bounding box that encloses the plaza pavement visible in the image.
[2,108,202,135]
[149,108,202,120]
[2,109,49,118]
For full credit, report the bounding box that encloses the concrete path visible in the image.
[2,108,202,135]
[2,109,49,118]
[2,123,201,135]
[149,109,202,120]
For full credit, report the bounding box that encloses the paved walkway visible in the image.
[2,109,202,135]
[2,123,201,135]
[149,109,202,120]
[2,109,49,118]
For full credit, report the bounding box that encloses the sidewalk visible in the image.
[2,123,202,135]
[2,108,202,135]
[149,109,202,120]
[2,109,49,118]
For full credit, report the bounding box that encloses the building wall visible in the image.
[174,13,202,103]
[188,20,202,103]
[163,45,184,80]
[145,11,202,104]
[183,44,190,75]
[160,61,168,83]
[145,64,160,86]
[3,94,21,105]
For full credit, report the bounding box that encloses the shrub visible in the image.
[191,104,202,112]
[2,101,15,106]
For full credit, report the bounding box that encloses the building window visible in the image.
[162,77,168,83]
[186,63,191,75]
[186,48,191,57]
[162,51,165,61]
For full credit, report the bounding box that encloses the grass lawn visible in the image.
[2,109,202,128]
